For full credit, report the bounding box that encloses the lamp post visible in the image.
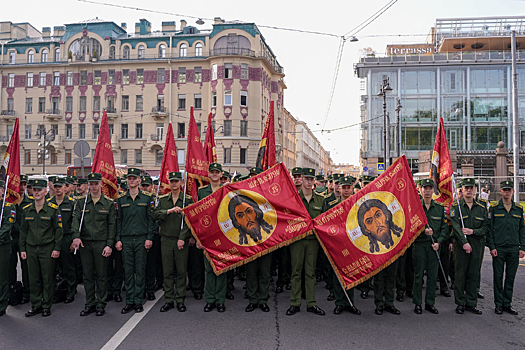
[36,127,55,175]
[377,76,393,168]
[395,98,403,158]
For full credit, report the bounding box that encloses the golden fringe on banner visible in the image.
[102,177,118,200]
[7,188,21,205]
[187,173,210,184]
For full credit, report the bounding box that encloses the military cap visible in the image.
[249,167,263,175]
[291,167,303,175]
[500,180,513,189]
[87,173,102,182]
[333,173,343,183]
[20,175,28,183]
[362,175,374,183]
[141,175,153,185]
[71,175,78,181]
[327,174,333,181]
[353,183,361,189]
[168,171,182,181]
[48,176,57,183]
[414,179,421,186]
[239,174,250,181]
[221,171,231,179]
[316,174,326,181]
[209,162,222,172]
[117,176,121,183]
[65,176,75,184]
[78,178,88,184]
[127,168,141,178]
[420,178,434,187]
[302,168,316,178]
[340,176,354,186]
[153,179,159,185]
[53,177,66,185]
[0,180,5,188]
[30,178,47,189]
[232,174,242,183]
[461,178,476,187]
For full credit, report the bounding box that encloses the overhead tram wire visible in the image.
[342,0,399,39]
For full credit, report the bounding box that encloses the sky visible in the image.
[2,0,523,166]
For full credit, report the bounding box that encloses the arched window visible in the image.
[123,46,130,59]
[28,50,35,63]
[109,46,115,60]
[138,45,145,59]
[41,49,48,62]
[195,43,203,56]
[54,48,60,62]
[159,44,166,58]
[180,43,187,57]
[68,37,102,60]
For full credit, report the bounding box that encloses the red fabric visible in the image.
[204,112,217,164]
[185,106,209,202]
[3,118,20,204]
[255,101,276,170]
[314,156,427,290]
[158,123,179,195]
[430,118,454,210]
[183,163,313,275]
[91,111,118,199]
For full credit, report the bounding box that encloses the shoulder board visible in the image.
[434,201,445,206]
[76,196,86,201]
[198,185,208,190]
[328,199,339,206]
[68,196,74,201]
[29,196,34,200]
[23,203,33,210]
[103,195,112,201]
[141,190,152,196]
[451,200,458,206]
[490,202,499,207]
[159,193,170,199]
[48,203,59,209]
[476,202,486,208]
[118,193,126,199]
[186,195,193,200]
[515,202,523,208]
[4,202,11,207]
[313,191,324,197]
[46,198,51,202]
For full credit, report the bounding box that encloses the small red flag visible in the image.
[91,110,118,199]
[2,118,21,204]
[158,123,179,195]
[430,118,454,210]
[204,112,217,164]
[185,107,210,201]
[255,101,276,170]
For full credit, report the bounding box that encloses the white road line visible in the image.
[101,289,164,350]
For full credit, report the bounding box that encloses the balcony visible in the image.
[0,135,11,144]
[146,133,163,149]
[104,107,118,119]
[150,106,168,120]
[111,133,119,152]
[0,110,16,122]
[45,109,62,121]
[51,134,63,151]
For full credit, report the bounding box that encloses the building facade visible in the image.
[281,108,297,170]
[0,17,286,176]
[295,121,332,174]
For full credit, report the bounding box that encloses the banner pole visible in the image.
[451,174,466,234]
[180,171,188,230]
[326,254,355,309]
[428,226,451,294]
[75,186,90,255]
[0,175,10,228]
[155,178,161,206]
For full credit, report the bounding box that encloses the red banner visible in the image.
[91,111,118,199]
[158,123,179,195]
[430,118,454,210]
[2,118,20,204]
[255,101,276,170]
[183,163,313,275]
[314,156,427,290]
[204,112,217,164]
[185,106,209,202]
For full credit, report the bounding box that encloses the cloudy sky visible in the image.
[3,0,522,166]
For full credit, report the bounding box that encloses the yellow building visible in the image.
[281,108,297,171]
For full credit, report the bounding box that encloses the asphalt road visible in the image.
[1,249,525,350]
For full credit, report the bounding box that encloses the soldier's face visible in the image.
[127,176,140,188]
[334,182,340,194]
[32,188,45,200]
[327,180,334,190]
[169,179,181,191]
[364,207,389,242]
[54,184,64,196]
[234,202,259,235]
[422,185,433,199]
[341,185,353,199]
[77,184,87,194]
[302,177,314,190]
[462,186,474,199]
[209,170,221,182]
[293,174,303,187]
[20,182,27,193]
[89,181,102,195]
[500,188,513,199]
[220,176,228,185]
[142,184,153,192]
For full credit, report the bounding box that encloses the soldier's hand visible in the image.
[172,206,183,214]
[431,243,439,251]
[462,228,474,236]
[425,228,433,236]
[520,250,525,259]
[102,246,112,257]
[449,243,453,252]
[196,243,204,250]
[189,237,196,246]
[145,240,153,250]
[116,241,123,251]
[51,250,60,258]
[73,238,84,250]
[21,252,27,260]
[462,243,472,254]
[490,249,498,257]
[177,240,185,250]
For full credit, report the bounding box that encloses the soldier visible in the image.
[115,168,156,314]
[286,168,326,316]
[153,171,193,312]
[449,178,489,315]
[47,176,56,199]
[487,180,525,315]
[20,179,62,317]
[0,180,17,317]
[26,182,33,197]
[412,179,448,314]
[291,167,303,192]
[357,175,374,300]
[315,174,326,194]
[326,175,334,195]
[331,176,361,316]
[65,176,75,197]
[48,177,77,304]
[141,175,154,193]
[152,179,159,196]
[353,183,361,194]
[76,178,88,197]
[72,173,115,316]
[141,175,159,301]
[220,171,231,185]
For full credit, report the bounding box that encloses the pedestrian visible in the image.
[0,180,17,317]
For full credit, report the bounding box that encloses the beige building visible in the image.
[295,121,332,175]
[280,108,297,171]
[0,17,286,176]
[331,163,360,178]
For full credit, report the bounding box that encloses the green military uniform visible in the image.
[141,175,161,297]
[449,179,489,309]
[153,183,193,305]
[0,198,16,315]
[487,181,525,310]
[20,179,63,312]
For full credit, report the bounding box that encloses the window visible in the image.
[37,125,45,137]
[121,124,128,139]
[240,91,248,106]
[137,69,144,84]
[41,49,48,63]
[80,71,87,85]
[194,94,202,109]
[65,150,72,164]
[50,150,57,165]
[212,91,217,107]
[122,95,129,111]
[136,95,143,110]
[53,72,60,86]
[8,51,15,64]
[120,149,128,164]
[240,120,248,137]
[52,97,59,112]
[196,43,203,56]
[158,68,165,83]
[66,97,73,112]
[108,70,115,85]
[224,63,232,79]
[66,124,72,139]
[224,91,232,106]
[66,71,73,86]
[7,99,14,112]
[177,149,185,165]
[177,123,185,138]
[123,46,130,59]
[50,124,58,137]
[135,123,143,139]
[241,64,248,79]
[180,43,187,57]
[138,45,145,59]
[79,96,86,111]
[93,124,100,139]
[212,64,218,80]
[155,149,163,166]
[108,124,114,136]
[223,148,231,164]
[54,48,60,62]
[94,70,101,85]
[178,94,186,109]
[156,123,164,140]
[26,98,33,113]
[109,46,115,60]
[197,122,202,135]
[79,124,86,139]
[195,67,202,83]
[159,44,166,58]
[38,97,45,113]
[8,74,14,88]
[123,69,129,84]
[24,150,31,165]
[39,72,46,86]
[157,95,164,109]
[27,73,33,87]
[135,149,142,165]
[240,148,247,164]
[224,120,232,136]
[28,50,34,63]
[93,96,100,112]
[178,67,186,83]
[25,124,32,139]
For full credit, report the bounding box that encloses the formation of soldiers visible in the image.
[0,165,523,319]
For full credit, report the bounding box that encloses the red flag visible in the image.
[91,110,118,199]
[2,118,20,204]
[255,101,276,170]
[204,112,217,164]
[183,163,313,274]
[314,156,427,289]
[185,106,209,201]
[158,123,179,195]
[430,118,454,209]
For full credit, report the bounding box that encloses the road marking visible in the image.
[101,289,163,350]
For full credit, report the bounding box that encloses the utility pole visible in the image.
[511,31,520,202]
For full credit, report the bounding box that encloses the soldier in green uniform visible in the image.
[141,175,159,301]
[449,178,489,315]
[0,180,17,317]
[199,163,227,312]
[353,183,361,194]
[357,175,374,300]
[315,174,326,194]
[72,173,115,316]
[47,176,56,199]
[286,168,326,316]
[292,167,303,192]
[487,180,525,315]
[48,177,77,304]
[76,178,88,197]
[220,171,231,185]
[20,179,62,317]
[412,179,448,314]
[65,176,75,197]
[153,171,193,312]
[9,175,31,304]
[115,168,156,314]
[331,176,361,316]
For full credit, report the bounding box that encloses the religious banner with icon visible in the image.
[314,155,427,290]
[183,163,313,275]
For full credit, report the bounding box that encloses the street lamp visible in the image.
[36,127,55,175]
[377,76,393,168]
[395,98,403,158]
